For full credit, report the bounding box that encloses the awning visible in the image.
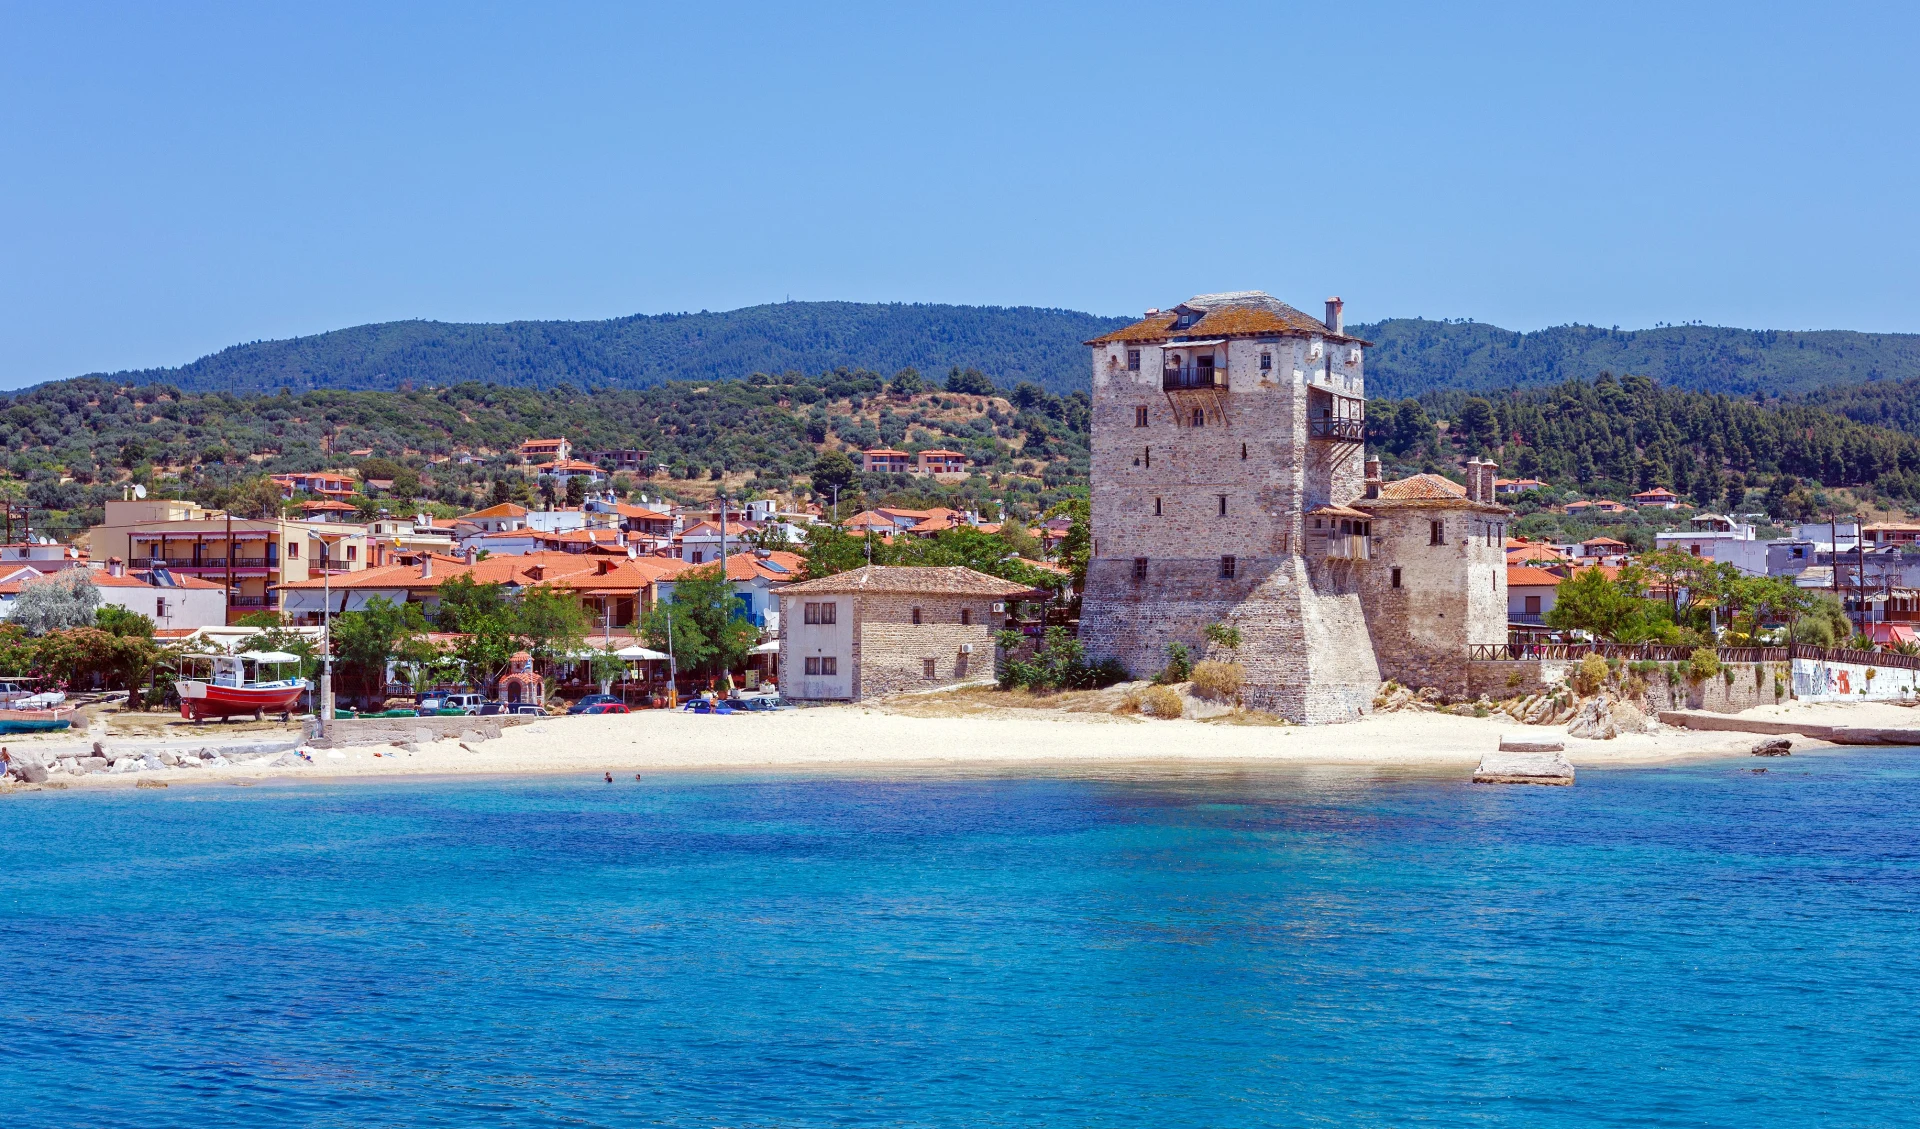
[750,641,780,654]
[1162,339,1225,349]
[238,651,303,663]
[614,645,671,661]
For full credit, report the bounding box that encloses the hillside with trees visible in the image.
[77,302,1130,398]
[0,368,1091,541]
[1352,318,1920,400]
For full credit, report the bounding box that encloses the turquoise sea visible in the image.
[3,751,1918,1127]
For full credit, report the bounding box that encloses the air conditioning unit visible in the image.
[991,602,1004,613]
[959,643,974,654]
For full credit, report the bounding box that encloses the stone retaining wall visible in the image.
[305,715,535,749]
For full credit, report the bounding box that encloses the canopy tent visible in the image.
[237,651,304,664]
[614,645,671,661]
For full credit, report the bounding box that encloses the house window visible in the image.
[924,658,938,679]
[960,608,971,626]
[1241,443,1248,460]
[822,656,836,675]
[1430,520,1445,546]
[1127,349,1141,372]
[1218,495,1228,517]
[1154,497,1162,516]
[805,656,819,675]
[155,598,169,618]
[1260,352,1272,371]
[345,545,357,561]
[912,607,922,625]
[804,601,837,625]
[1191,408,1205,427]
[1525,595,1541,615]
[1135,406,1148,427]
[691,551,705,564]
[1133,557,1149,581]
[1220,555,1236,579]
[287,542,299,559]
[1391,567,1402,589]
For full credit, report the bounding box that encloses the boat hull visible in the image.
[0,710,71,735]
[177,680,307,721]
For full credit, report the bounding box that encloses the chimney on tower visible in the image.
[1480,459,1499,504]
[1364,457,1383,500]
[1324,297,1344,335]
[1464,457,1483,503]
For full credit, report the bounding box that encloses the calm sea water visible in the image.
[3,752,1918,1128]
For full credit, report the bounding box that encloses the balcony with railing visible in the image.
[142,556,276,570]
[1163,364,1227,391]
[1309,415,1366,442]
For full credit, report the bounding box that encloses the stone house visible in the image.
[1078,290,1510,722]
[775,566,1035,701]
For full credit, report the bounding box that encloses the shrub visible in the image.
[1571,654,1609,695]
[1203,622,1243,653]
[1723,667,1736,687]
[1190,661,1245,702]
[1687,647,1722,684]
[1138,684,1183,719]
[996,627,1127,692]
[1506,670,1524,689]
[1158,641,1194,684]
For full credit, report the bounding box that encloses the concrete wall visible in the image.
[1792,656,1920,702]
[780,594,853,700]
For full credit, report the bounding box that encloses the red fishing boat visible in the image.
[176,652,308,721]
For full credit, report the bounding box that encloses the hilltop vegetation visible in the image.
[49,301,1920,406]
[81,302,1129,398]
[1353,318,1920,400]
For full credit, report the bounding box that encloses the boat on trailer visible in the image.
[177,652,308,722]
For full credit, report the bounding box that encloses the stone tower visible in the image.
[1077,291,1381,722]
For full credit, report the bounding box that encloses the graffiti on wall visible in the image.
[1792,658,1920,703]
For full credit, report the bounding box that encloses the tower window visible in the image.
[1391,567,1402,589]
[1127,349,1141,372]
[1154,497,1162,516]
[1191,408,1205,427]
[1135,406,1148,427]
[1430,520,1445,546]
[1144,447,1150,468]
[1260,352,1272,371]
[1217,495,1227,517]
[1220,555,1236,579]
[1132,557,1148,581]
[960,608,971,626]
[1241,442,1248,460]
[912,607,922,625]
[924,658,938,679]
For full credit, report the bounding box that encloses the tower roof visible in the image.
[1087,291,1371,347]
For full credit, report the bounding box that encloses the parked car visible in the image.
[580,701,630,715]
[509,704,546,716]
[419,692,484,716]
[568,694,623,715]
[734,696,791,712]
[477,702,503,716]
[681,698,713,713]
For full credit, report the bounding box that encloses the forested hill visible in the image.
[1351,319,1920,400]
[84,303,1131,398]
[56,303,1920,403]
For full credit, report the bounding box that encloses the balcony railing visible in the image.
[1163,365,1226,391]
[1325,532,1372,561]
[228,596,276,608]
[142,557,276,569]
[1309,416,1366,442]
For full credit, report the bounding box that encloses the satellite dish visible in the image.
[133,484,148,499]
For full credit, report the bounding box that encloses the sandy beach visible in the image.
[10,692,1915,792]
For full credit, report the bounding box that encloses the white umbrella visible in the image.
[614,645,671,661]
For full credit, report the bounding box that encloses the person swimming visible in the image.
[603,772,612,783]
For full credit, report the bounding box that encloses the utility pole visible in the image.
[320,539,335,738]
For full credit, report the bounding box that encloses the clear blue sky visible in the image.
[4,1,1917,388]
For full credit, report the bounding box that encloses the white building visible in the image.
[1654,513,1769,576]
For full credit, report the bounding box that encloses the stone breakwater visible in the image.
[3,739,305,784]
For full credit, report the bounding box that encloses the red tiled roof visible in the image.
[1507,566,1566,587]
[459,503,529,520]
[1373,473,1468,501]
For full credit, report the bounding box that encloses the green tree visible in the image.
[810,449,859,498]
[565,475,587,507]
[95,604,155,638]
[643,564,758,680]
[391,466,422,504]
[1042,497,1090,590]
[1543,564,1671,642]
[222,475,286,519]
[945,366,996,396]
[1391,400,1435,457]
[514,584,590,674]
[799,521,873,579]
[1457,397,1499,454]
[330,596,428,706]
[890,367,926,396]
[490,478,511,505]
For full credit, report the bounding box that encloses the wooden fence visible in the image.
[1467,641,1920,673]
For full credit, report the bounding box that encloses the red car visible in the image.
[581,701,630,714]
